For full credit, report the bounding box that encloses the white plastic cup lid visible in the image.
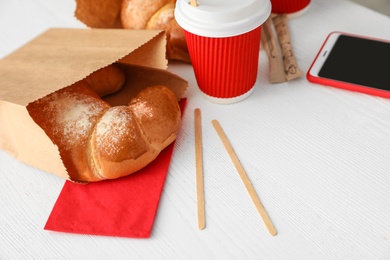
[174,0,271,38]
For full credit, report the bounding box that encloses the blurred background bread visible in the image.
[75,0,191,62]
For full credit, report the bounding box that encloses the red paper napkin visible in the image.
[44,100,186,238]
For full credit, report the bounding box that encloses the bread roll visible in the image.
[87,85,181,181]
[74,0,123,28]
[27,81,181,183]
[121,0,190,63]
[84,64,126,97]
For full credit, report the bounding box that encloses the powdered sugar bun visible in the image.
[27,81,181,183]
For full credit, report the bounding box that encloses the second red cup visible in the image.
[270,0,311,17]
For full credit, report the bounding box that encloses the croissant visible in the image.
[27,80,181,183]
[121,0,191,63]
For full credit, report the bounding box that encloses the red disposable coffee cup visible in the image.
[270,0,311,17]
[175,0,271,104]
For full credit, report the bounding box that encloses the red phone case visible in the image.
[306,32,390,99]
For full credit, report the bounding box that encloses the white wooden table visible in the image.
[1,0,390,259]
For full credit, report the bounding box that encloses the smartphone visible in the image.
[307,32,390,99]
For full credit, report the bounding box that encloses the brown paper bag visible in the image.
[0,28,188,179]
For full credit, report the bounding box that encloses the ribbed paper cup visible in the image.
[175,0,271,104]
[270,0,311,17]
[184,27,262,103]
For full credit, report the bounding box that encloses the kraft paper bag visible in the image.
[0,28,187,179]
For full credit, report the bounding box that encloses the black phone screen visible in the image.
[318,35,390,91]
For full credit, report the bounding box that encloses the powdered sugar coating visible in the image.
[95,106,136,156]
[130,100,154,118]
[43,90,108,149]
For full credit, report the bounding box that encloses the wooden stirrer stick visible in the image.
[194,108,205,230]
[212,120,277,236]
